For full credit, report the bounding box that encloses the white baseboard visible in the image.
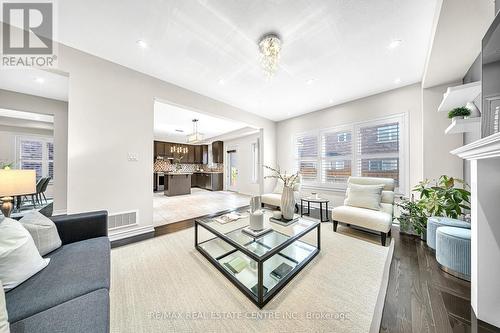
[108,224,155,242]
[53,209,67,216]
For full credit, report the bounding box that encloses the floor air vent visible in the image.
[108,210,138,230]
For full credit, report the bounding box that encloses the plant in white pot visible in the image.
[264,165,300,220]
[448,106,471,120]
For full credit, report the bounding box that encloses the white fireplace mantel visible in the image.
[451,132,500,160]
[451,132,500,328]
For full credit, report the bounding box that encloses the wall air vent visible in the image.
[108,210,138,230]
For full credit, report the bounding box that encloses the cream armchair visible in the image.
[331,177,395,246]
[261,176,302,211]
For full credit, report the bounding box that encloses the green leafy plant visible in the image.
[0,161,14,170]
[448,106,471,119]
[395,196,427,235]
[413,175,470,219]
[396,175,471,238]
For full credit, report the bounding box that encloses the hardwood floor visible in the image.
[381,229,499,333]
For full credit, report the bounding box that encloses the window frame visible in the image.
[251,140,259,184]
[16,135,54,184]
[294,113,408,195]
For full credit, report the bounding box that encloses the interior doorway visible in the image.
[226,149,238,192]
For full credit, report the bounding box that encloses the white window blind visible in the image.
[321,129,352,184]
[357,121,400,188]
[294,114,406,193]
[17,136,54,182]
[296,134,318,181]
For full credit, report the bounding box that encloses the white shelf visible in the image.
[438,81,481,112]
[445,117,481,134]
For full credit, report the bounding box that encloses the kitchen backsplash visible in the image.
[154,159,223,173]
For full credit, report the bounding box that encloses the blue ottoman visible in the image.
[427,217,470,250]
[436,226,471,281]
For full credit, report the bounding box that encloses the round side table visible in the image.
[300,197,330,222]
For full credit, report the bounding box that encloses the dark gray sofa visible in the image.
[5,211,110,333]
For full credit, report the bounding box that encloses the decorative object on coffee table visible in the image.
[249,209,264,230]
[0,170,36,218]
[263,165,300,220]
[300,196,330,222]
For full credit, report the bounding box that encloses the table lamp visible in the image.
[0,169,36,218]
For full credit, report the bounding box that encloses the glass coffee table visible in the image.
[195,209,320,308]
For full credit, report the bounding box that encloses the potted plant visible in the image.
[448,106,471,120]
[410,175,471,240]
[395,195,426,236]
[264,165,300,220]
[0,162,14,170]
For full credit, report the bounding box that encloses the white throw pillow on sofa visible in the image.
[0,218,50,291]
[20,211,61,256]
[0,280,9,333]
[344,183,384,211]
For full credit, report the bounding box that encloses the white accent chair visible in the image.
[331,177,395,246]
[261,176,302,211]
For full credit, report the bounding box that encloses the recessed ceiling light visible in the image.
[34,77,45,84]
[388,39,403,49]
[306,78,316,85]
[394,78,401,84]
[136,40,148,49]
[329,99,333,103]
[218,79,225,85]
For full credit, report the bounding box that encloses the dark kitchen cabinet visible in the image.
[187,145,195,163]
[154,141,165,158]
[191,172,223,191]
[194,145,202,164]
[202,145,208,164]
[212,141,224,164]
[163,142,173,158]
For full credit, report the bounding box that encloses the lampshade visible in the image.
[0,170,36,197]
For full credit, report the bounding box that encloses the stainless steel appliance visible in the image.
[155,172,165,191]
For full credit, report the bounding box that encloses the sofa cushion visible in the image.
[332,205,392,233]
[5,237,110,323]
[261,193,281,207]
[0,218,50,291]
[20,211,62,256]
[344,183,384,211]
[10,289,109,333]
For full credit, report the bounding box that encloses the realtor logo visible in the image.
[1,1,57,67]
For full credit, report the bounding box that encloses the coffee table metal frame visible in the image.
[300,197,330,222]
[195,214,320,308]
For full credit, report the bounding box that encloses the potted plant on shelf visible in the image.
[448,106,471,120]
[264,165,300,220]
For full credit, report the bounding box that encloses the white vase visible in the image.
[281,186,295,220]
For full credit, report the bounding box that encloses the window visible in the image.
[294,114,406,193]
[251,141,259,183]
[296,134,318,181]
[376,124,398,143]
[337,132,351,143]
[17,136,54,182]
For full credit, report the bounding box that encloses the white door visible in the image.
[227,149,238,192]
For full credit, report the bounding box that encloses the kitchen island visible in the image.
[164,173,192,196]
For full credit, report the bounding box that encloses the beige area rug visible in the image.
[110,224,394,333]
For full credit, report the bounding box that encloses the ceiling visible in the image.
[154,101,249,143]
[57,0,438,121]
[0,68,68,101]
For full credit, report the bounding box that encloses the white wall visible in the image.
[422,82,464,180]
[223,133,260,196]
[51,43,275,238]
[0,89,68,214]
[275,83,424,205]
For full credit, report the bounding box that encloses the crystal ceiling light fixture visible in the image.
[187,119,204,144]
[258,33,281,77]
